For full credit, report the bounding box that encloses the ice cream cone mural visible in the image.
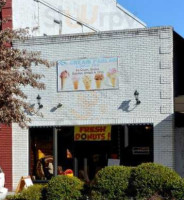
[94,73,104,89]
[60,70,69,90]
[110,77,116,87]
[83,75,92,90]
[61,78,66,89]
[72,75,79,90]
[107,68,117,87]
[58,57,118,91]
[73,81,79,90]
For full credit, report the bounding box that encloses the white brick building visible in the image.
[11,26,184,190]
[12,0,146,36]
[0,0,147,191]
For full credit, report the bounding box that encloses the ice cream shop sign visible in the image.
[57,57,118,91]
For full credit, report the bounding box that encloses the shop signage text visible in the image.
[57,57,118,91]
[132,147,150,155]
[74,125,111,141]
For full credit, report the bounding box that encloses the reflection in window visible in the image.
[30,128,53,181]
[57,127,74,174]
[29,125,153,183]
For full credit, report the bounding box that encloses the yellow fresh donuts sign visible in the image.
[74,125,111,141]
[57,57,118,91]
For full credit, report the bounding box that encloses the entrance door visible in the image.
[57,127,74,173]
[74,141,110,181]
[121,125,153,166]
[74,125,123,181]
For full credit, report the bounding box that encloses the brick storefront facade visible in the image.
[12,27,176,190]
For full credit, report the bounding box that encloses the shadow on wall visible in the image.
[119,103,178,175]
[118,100,137,112]
[175,120,184,178]
[153,114,177,175]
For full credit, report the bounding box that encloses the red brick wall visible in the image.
[0,0,13,191]
[1,0,12,29]
[0,125,12,190]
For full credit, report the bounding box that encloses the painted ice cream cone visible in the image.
[61,78,66,89]
[83,75,92,90]
[110,77,116,87]
[96,80,101,89]
[85,83,91,90]
[72,75,79,90]
[60,70,69,90]
[73,81,78,90]
[94,73,104,89]
[84,82,91,90]
[107,68,117,87]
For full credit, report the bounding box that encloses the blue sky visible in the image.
[118,0,184,37]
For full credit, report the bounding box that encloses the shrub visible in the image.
[91,166,132,200]
[47,175,84,200]
[6,184,45,200]
[21,184,45,200]
[6,184,46,200]
[131,163,184,200]
[6,194,22,200]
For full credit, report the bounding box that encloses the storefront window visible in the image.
[57,127,74,175]
[121,125,153,166]
[29,124,153,183]
[73,125,122,182]
[29,128,53,181]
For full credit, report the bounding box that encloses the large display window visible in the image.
[29,128,54,181]
[29,124,153,183]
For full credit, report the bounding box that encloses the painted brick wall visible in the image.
[0,125,12,190]
[1,0,12,29]
[12,124,29,191]
[12,27,174,189]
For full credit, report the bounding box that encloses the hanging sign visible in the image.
[57,57,118,91]
[74,125,111,141]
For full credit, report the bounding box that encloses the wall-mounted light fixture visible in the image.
[37,95,43,109]
[54,19,62,24]
[134,90,141,105]
[56,103,62,108]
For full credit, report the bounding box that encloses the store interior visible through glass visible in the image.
[29,125,153,183]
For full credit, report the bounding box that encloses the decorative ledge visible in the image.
[159,31,171,39]
[160,90,171,99]
[160,75,171,84]
[160,105,172,114]
[160,60,172,69]
[159,45,172,54]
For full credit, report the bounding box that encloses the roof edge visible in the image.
[30,26,173,39]
[13,26,174,45]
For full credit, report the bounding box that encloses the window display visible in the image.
[29,128,53,181]
[29,125,153,183]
